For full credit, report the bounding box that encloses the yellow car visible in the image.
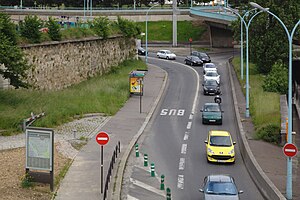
[205,130,236,163]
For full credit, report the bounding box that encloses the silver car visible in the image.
[199,174,243,200]
[156,50,176,60]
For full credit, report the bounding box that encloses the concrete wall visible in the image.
[21,36,135,90]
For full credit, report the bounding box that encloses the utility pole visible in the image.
[172,0,178,47]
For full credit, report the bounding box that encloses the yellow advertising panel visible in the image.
[130,77,142,93]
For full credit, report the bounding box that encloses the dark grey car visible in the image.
[199,174,243,200]
[203,80,221,95]
[191,51,211,63]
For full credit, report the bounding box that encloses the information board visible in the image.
[26,127,53,171]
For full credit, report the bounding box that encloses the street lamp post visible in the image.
[145,4,159,64]
[224,7,265,118]
[250,2,300,199]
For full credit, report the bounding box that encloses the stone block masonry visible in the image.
[21,36,136,90]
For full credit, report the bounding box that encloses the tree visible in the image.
[0,13,30,89]
[116,16,141,38]
[47,17,62,41]
[90,17,110,39]
[231,1,300,75]
[0,33,30,88]
[19,15,43,43]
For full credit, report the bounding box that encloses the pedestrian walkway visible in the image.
[55,64,166,200]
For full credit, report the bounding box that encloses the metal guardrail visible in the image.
[103,141,121,200]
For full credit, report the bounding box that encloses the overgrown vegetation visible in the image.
[0,59,147,135]
[47,17,62,41]
[116,16,142,38]
[20,15,42,43]
[21,173,34,188]
[232,57,281,144]
[89,16,110,39]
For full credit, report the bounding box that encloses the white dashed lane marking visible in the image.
[179,158,185,170]
[127,195,140,200]
[186,121,192,129]
[177,175,184,189]
[181,144,187,154]
[183,133,189,141]
[189,114,193,120]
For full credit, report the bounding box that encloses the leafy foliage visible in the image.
[116,16,141,38]
[47,17,62,41]
[256,123,281,144]
[90,17,110,39]
[0,13,18,45]
[263,61,288,94]
[19,15,42,43]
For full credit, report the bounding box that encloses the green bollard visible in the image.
[166,187,171,200]
[144,154,148,167]
[160,174,165,190]
[150,163,155,177]
[135,144,139,157]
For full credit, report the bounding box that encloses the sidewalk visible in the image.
[55,64,166,200]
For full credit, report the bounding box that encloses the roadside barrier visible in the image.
[160,174,165,190]
[22,112,45,131]
[150,163,155,177]
[135,144,139,157]
[144,154,148,167]
[103,141,121,200]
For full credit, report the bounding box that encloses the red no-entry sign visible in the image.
[283,143,298,157]
[96,131,109,146]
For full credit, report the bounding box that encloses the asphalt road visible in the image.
[135,52,264,200]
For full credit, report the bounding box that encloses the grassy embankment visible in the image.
[0,59,146,136]
[137,20,207,42]
[232,57,281,142]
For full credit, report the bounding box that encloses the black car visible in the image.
[191,51,211,63]
[138,47,147,56]
[184,56,203,66]
[202,80,221,95]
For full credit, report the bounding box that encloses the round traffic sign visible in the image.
[96,131,109,146]
[283,143,298,157]
[189,38,193,42]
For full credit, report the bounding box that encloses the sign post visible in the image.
[189,37,192,55]
[96,131,109,194]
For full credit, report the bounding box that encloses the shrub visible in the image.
[47,17,62,41]
[19,15,42,43]
[90,17,110,39]
[256,123,281,144]
[0,13,18,45]
[21,173,34,188]
[116,16,141,38]
[263,60,288,94]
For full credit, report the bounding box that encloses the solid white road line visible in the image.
[177,175,184,189]
[186,121,192,129]
[179,158,185,170]
[130,178,166,197]
[127,194,140,200]
[181,144,187,154]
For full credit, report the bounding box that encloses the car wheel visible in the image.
[166,56,169,60]
[207,157,210,163]
[191,62,193,66]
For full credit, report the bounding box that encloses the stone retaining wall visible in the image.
[21,36,135,90]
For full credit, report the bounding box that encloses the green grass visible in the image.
[0,59,147,135]
[232,57,280,131]
[137,20,207,42]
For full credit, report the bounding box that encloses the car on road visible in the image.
[204,71,220,85]
[191,51,211,63]
[203,80,221,95]
[199,174,243,199]
[203,63,217,74]
[184,56,203,66]
[204,130,236,163]
[156,50,176,60]
[138,47,147,55]
[201,103,223,125]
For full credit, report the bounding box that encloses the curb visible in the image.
[227,61,286,200]
[112,64,168,200]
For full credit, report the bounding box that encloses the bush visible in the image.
[263,60,288,94]
[116,16,141,38]
[90,17,110,39]
[0,13,18,45]
[19,15,42,43]
[256,124,281,144]
[21,173,34,188]
[47,17,62,41]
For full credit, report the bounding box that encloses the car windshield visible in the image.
[206,65,215,68]
[206,72,218,77]
[165,50,171,54]
[200,53,208,57]
[204,104,220,112]
[209,136,232,146]
[192,57,201,61]
[205,80,218,86]
[205,182,237,195]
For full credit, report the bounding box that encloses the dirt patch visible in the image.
[0,147,71,200]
